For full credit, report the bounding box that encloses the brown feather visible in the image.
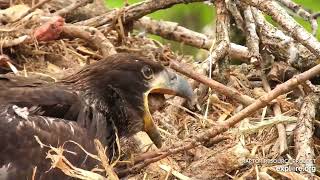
[0,53,167,179]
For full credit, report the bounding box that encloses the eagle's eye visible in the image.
[141,65,154,80]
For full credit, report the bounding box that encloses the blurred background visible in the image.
[104,0,320,57]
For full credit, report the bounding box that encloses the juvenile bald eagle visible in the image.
[0,53,194,179]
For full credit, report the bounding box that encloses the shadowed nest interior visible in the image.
[0,53,194,179]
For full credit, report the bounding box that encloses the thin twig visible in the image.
[54,0,94,17]
[12,0,52,22]
[261,73,288,154]
[94,140,119,180]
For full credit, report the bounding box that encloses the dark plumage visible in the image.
[0,53,194,179]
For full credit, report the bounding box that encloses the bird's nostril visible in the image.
[170,73,177,81]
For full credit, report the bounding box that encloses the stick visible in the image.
[294,93,318,179]
[134,17,250,62]
[12,0,52,22]
[62,25,116,57]
[261,73,288,154]
[76,0,205,27]
[54,0,94,17]
[169,60,255,106]
[117,62,320,176]
[242,4,261,64]
[276,0,318,36]
[243,0,320,58]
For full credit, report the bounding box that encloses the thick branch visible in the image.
[251,7,317,71]
[294,93,318,178]
[242,5,261,64]
[62,25,116,57]
[134,17,250,61]
[54,0,93,17]
[225,0,244,32]
[170,60,255,106]
[209,0,230,77]
[11,0,52,23]
[243,0,320,58]
[77,0,205,27]
[277,0,318,36]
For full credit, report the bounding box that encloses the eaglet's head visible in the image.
[62,53,194,148]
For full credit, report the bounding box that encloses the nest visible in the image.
[1,0,320,179]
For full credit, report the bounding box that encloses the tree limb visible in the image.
[243,0,320,58]
[134,17,250,61]
[77,0,206,27]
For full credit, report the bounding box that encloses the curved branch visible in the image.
[243,0,320,58]
[134,17,250,61]
[77,0,206,27]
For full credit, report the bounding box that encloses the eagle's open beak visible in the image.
[143,70,195,148]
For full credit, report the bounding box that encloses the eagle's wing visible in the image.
[0,74,120,176]
[0,74,119,146]
[0,104,98,180]
[0,74,81,120]
[0,74,123,178]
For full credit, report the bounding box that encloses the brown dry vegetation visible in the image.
[1,0,320,179]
